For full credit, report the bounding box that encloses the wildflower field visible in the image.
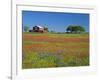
[22,33,89,69]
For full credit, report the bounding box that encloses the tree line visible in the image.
[24,25,86,33]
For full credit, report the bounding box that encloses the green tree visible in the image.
[44,27,49,32]
[66,25,85,33]
[24,26,29,32]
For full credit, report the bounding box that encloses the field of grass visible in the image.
[22,33,89,69]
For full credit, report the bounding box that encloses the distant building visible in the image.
[29,25,44,33]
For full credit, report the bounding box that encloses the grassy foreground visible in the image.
[22,33,89,69]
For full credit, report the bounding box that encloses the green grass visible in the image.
[23,32,89,38]
[22,52,89,68]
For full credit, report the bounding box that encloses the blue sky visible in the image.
[22,11,89,32]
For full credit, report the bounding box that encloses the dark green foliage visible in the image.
[66,25,85,33]
[44,27,49,32]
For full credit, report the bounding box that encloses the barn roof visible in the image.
[35,25,44,29]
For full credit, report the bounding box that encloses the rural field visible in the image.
[22,33,89,69]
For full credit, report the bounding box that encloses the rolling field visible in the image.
[22,33,89,69]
